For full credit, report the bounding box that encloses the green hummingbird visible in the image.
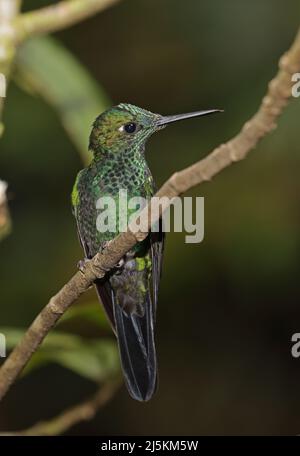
[72,103,221,401]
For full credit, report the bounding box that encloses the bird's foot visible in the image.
[114,258,125,273]
[77,257,90,274]
[77,258,94,289]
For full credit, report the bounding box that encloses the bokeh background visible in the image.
[1,0,300,436]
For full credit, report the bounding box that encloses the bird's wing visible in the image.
[72,173,116,328]
[95,280,116,331]
[150,223,165,314]
[75,212,117,329]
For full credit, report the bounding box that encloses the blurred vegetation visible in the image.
[1,325,119,382]
[15,36,110,163]
[1,0,300,435]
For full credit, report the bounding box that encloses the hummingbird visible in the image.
[72,103,221,401]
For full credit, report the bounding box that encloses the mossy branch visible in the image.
[0,26,299,403]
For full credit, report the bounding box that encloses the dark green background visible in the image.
[1,0,300,435]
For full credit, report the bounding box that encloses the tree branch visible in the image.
[1,378,121,436]
[14,0,121,43]
[0,26,299,402]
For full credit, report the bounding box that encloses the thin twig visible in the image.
[0,26,299,402]
[14,0,121,43]
[1,378,121,436]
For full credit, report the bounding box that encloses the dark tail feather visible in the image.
[95,280,116,331]
[95,280,157,401]
[113,292,157,402]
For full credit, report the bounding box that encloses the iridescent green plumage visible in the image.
[72,104,164,401]
[72,103,221,401]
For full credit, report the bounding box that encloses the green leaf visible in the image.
[0,327,119,382]
[44,339,119,382]
[59,301,109,329]
[15,36,111,163]
[0,327,84,351]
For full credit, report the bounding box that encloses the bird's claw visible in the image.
[77,258,94,288]
[115,258,125,272]
[77,257,90,274]
[78,244,124,278]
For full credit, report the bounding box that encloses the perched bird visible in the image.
[72,103,221,401]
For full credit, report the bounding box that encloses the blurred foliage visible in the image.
[15,36,110,163]
[59,301,109,328]
[1,0,300,436]
[1,326,119,382]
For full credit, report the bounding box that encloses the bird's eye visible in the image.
[123,122,137,134]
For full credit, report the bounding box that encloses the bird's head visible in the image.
[89,103,222,155]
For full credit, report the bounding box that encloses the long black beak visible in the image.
[156,109,223,126]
